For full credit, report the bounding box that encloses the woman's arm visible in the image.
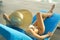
[3,13,11,23]
[3,13,14,25]
[29,29,53,39]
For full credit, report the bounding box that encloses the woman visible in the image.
[3,4,55,40]
[33,4,55,35]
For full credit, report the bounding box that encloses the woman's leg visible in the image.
[33,4,55,34]
[33,12,45,35]
[42,4,55,20]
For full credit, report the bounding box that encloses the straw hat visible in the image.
[9,9,32,29]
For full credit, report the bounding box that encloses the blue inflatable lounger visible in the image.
[32,10,60,40]
[0,24,33,40]
[0,10,60,40]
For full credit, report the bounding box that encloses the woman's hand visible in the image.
[47,32,53,37]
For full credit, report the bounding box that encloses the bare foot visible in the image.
[48,4,55,13]
[47,4,55,17]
